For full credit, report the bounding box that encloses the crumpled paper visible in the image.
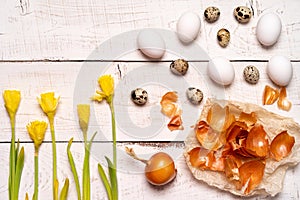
[184,99,300,197]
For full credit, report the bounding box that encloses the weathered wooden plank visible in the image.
[0,0,300,60]
[0,142,299,200]
[0,61,299,142]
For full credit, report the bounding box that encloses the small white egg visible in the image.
[267,55,293,86]
[256,13,282,46]
[176,12,201,44]
[137,29,166,59]
[208,57,235,86]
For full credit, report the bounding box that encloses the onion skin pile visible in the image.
[125,147,177,186]
[188,102,295,195]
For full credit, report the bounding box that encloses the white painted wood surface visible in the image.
[0,0,300,199]
[0,0,300,60]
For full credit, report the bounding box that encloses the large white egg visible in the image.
[176,12,201,44]
[267,55,293,86]
[256,13,282,46]
[208,57,235,86]
[137,29,166,59]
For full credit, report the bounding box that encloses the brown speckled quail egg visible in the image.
[217,28,230,47]
[170,59,189,75]
[234,6,252,23]
[131,88,148,105]
[243,65,260,84]
[204,6,220,23]
[186,87,203,105]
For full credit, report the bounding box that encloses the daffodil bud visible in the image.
[27,120,48,150]
[77,104,90,133]
[3,90,21,119]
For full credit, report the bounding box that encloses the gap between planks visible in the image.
[0,59,300,63]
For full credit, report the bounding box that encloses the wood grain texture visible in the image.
[0,0,300,60]
[0,61,299,142]
[0,142,299,200]
[1,0,300,199]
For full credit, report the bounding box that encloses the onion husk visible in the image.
[263,85,279,105]
[184,99,300,197]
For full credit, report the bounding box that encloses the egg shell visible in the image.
[267,55,293,86]
[137,30,166,59]
[256,13,282,46]
[186,87,203,105]
[208,57,235,86]
[176,12,201,44]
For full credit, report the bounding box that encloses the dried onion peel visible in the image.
[270,131,295,161]
[277,87,292,111]
[263,85,279,105]
[185,99,298,196]
[160,91,183,131]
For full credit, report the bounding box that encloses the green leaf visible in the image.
[15,146,25,200]
[98,163,112,200]
[83,132,97,200]
[59,178,69,200]
[15,141,20,166]
[86,132,97,151]
[105,157,118,200]
[66,138,81,200]
[9,141,14,200]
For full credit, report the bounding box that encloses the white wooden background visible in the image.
[0,0,300,199]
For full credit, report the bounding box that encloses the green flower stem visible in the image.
[83,131,90,200]
[9,116,16,200]
[34,149,39,200]
[48,113,57,200]
[108,100,118,200]
[108,101,116,169]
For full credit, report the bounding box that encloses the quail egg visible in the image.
[217,28,230,47]
[243,65,260,84]
[204,6,220,23]
[234,6,252,23]
[170,59,189,75]
[131,88,148,105]
[186,87,203,105]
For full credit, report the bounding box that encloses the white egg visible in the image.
[267,55,293,86]
[208,57,235,86]
[176,12,201,44]
[137,29,166,59]
[256,13,282,46]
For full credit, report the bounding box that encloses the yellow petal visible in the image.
[3,90,21,118]
[37,92,60,115]
[98,75,114,97]
[91,93,105,102]
[77,104,90,132]
[27,120,48,149]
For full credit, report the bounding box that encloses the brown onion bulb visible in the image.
[125,147,177,186]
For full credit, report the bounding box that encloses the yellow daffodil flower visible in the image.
[37,92,60,117]
[27,120,48,150]
[98,75,114,97]
[77,104,90,133]
[92,74,118,200]
[92,75,114,104]
[3,90,21,119]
